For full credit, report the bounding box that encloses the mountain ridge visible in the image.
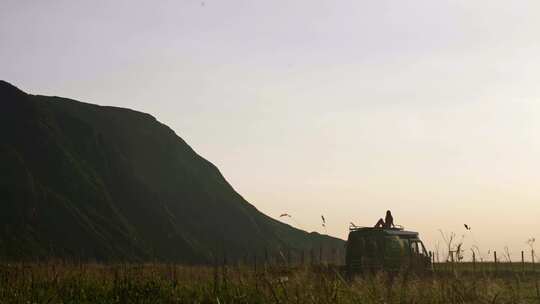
[0,80,344,263]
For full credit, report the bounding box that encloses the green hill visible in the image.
[0,80,343,263]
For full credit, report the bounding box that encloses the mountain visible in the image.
[0,81,343,263]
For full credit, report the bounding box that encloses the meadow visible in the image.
[1,261,539,304]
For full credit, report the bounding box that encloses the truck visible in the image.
[345,225,431,275]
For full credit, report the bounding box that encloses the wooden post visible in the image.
[287,248,291,267]
[450,251,455,274]
[222,251,228,291]
[432,251,435,271]
[521,251,525,273]
[253,252,258,291]
[472,251,476,274]
[213,253,219,294]
[532,249,536,272]
[494,251,498,274]
[253,253,257,273]
[429,251,434,272]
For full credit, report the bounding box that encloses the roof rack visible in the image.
[349,223,405,232]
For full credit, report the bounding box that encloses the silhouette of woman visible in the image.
[374,210,395,229]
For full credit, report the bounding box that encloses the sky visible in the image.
[2,0,540,260]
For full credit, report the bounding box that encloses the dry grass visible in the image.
[0,262,539,303]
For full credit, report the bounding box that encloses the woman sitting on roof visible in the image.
[374,210,395,229]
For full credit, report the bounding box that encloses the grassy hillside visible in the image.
[0,80,343,263]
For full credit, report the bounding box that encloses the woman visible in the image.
[374,210,395,229]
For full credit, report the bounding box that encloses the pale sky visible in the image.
[2,0,540,260]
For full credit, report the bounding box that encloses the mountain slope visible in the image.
[0,81,343,263]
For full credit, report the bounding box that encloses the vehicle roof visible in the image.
[348,227,419,237]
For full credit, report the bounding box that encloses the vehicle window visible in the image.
[385,237,399,252]
[365,238,377,257]
[354,236,365,255]
[410,241,419,255]
[398,239,408,256]
[419,242,428,256]
[377,238,385,255]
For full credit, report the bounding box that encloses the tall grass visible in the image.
[1,262,539,303]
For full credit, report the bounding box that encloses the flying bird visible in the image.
[280,213,291,218]
[321,215,326,227]
[464,224,471,230]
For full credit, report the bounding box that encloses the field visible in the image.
[1,262,539,303]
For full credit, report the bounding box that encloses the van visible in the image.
[345,226,431,274]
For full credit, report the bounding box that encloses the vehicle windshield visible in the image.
[420,242,428,256]
[410,240,428,256]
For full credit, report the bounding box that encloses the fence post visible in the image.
[253,252,259,291]
[222,251,228,291]
[472,251,476,274]
[264,248,269,268]
[532,249,536,273]
[521,251,525,274]
[450,251,455,274]
[290,248,293,267]
[253,253,257,273]
[429,251,434,272]
[432,251,435,269]
[494,251,498,274]
[213,253,219,294]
